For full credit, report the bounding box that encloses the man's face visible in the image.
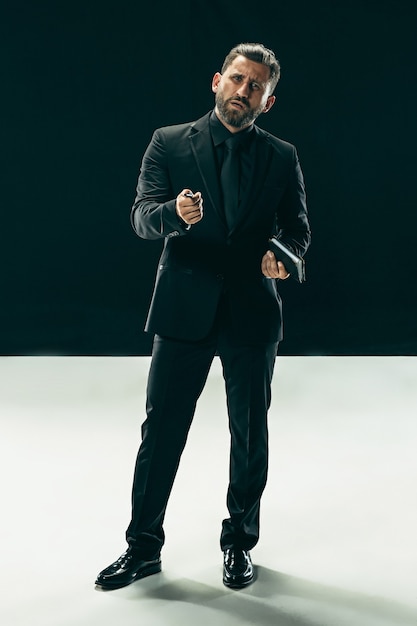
[212,55,276,131]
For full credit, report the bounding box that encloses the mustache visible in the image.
[227,95,250,108]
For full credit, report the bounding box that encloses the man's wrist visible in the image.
[177,214,191,231]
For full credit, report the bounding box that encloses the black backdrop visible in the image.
[2,0,416,356]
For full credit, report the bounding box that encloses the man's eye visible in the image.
[251,83,260,91]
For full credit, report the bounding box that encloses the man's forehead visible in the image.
[226,55,270,82]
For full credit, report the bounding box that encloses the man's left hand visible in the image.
[261,250,290,279]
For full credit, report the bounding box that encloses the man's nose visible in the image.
[236,81,250,98]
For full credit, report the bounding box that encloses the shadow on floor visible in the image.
[107,565,417,626]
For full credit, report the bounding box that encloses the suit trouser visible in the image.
[126,306,279,558]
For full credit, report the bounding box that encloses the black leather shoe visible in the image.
[223,549,254,588]
[95,548,161,590]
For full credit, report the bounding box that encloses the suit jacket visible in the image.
[130,112,311,343]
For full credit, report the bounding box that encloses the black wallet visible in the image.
[268,237,306,283]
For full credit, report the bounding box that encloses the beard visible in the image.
[215,91,265,128]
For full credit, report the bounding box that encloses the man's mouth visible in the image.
[229,98,247,110]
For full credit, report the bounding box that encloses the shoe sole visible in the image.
[223,575,254,589]
[95,562,161,590]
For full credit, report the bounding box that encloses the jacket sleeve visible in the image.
[130,128,190,240]
[274,147,311,258]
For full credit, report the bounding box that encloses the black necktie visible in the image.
[220,135,241,229]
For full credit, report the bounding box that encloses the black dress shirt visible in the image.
[209,110,256,207]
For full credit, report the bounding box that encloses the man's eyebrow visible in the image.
[231,72,265,84]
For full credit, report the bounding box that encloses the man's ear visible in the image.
[262,95,276,113]
[212,72,222,93]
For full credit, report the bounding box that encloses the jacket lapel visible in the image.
[188,115,225,226]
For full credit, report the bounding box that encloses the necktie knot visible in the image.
[224,135,241,153]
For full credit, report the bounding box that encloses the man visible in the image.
[96,42,310,591]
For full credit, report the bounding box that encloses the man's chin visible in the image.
[223,108,252,128]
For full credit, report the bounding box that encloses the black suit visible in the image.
[126,112,310,557]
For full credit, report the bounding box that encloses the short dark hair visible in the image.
[221,42,281,93]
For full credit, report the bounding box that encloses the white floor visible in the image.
[0,356,416,626]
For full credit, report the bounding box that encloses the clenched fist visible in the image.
[176,189,204,225]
